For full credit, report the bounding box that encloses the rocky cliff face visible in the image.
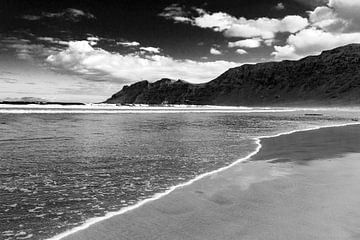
[105,44,360,106]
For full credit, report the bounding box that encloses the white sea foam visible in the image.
[0,104,253,109]
[0,108,296,114]
[47,121,360,240]
[1,104,358,114]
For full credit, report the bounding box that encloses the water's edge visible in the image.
[48,122,360,240]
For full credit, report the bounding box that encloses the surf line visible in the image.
[47,121,360,240]
[0,109,295,114]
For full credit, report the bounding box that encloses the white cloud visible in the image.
[328,0,360,30]
[86,36,100,46]
[273,0,360,60]
[194,12,236,31]
[228,38,262,48]
[264,39,276,46]
[87,36,99,41]
[308,0,360,32]
[37,37,69,46]
[159,6,308,41]
[275,3,285,10]
[158,4,192,23]
[158,2,360,62]
[46,41,239,83]
[235,49,248,55]
[210,47,222,55]
[272,28,360,59]
[140,47,161,54]
[117,41,141,47]
[308,5,348,32]
[225,16,309,39]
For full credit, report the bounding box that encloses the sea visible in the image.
[0,105,354,240]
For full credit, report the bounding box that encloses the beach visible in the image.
[58,124,360,240]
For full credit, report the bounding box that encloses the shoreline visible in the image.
[48,121,360,240]
[0,109,296,114]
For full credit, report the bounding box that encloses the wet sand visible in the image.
[61,124,360,240]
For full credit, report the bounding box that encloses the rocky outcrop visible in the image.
[105,44,360,106]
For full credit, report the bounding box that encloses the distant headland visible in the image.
[0,97,85,106]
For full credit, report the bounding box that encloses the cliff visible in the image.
[105,44,360,106]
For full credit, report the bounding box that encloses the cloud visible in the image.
[308,0,360,32]
[21,15,42,21]
[228,38,262,48]
[273,0,360,60]
[328,0,360,30]
[139,47,161,54]
[158,4,192,23]
[275,3,285,10]
[1,37,57,60]
[45,41,239,83]
[117,41,141,47]
[21,8,95,22]
[272,28,360,59]
[235,49,248,55]
[159,6,308,41]
[37,37,69,46]
[308,6,348,32]
[86,36,100,46]
[193,12,236,31]
[210,47,222,55]
[264,39,277,46]
[224,15,309,39]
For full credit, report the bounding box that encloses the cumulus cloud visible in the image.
[140,46,161,54]
[272,28,360,59]
[273,0,360,60]
[158,4,193,23]
[159,5,308,42]
[275,3,285,10]
[37,37,69,46]
[210,47,222,55]
[308,0,360,32]
[235,49,248,55]
[45,41,239,83]
[224,15,309,39]
[158,1,360,61]
[328,0,360,31]
[86,36,100,45]
[117,41,141,47]
[193,12,236,32]
[228,38,262,48]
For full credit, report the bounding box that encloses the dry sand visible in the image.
[62,124,360,240]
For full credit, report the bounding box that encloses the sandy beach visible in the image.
[59,124,360,240]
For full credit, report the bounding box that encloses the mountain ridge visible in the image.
[105,44,360,106]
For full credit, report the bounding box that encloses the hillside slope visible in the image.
[105,44,360,106]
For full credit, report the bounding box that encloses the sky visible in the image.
[1,0,360,102]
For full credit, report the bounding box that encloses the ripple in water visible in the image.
[0,110,349,239]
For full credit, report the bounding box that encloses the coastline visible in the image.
[48,121,360,240]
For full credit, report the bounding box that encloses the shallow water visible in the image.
[0,107,352,240]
